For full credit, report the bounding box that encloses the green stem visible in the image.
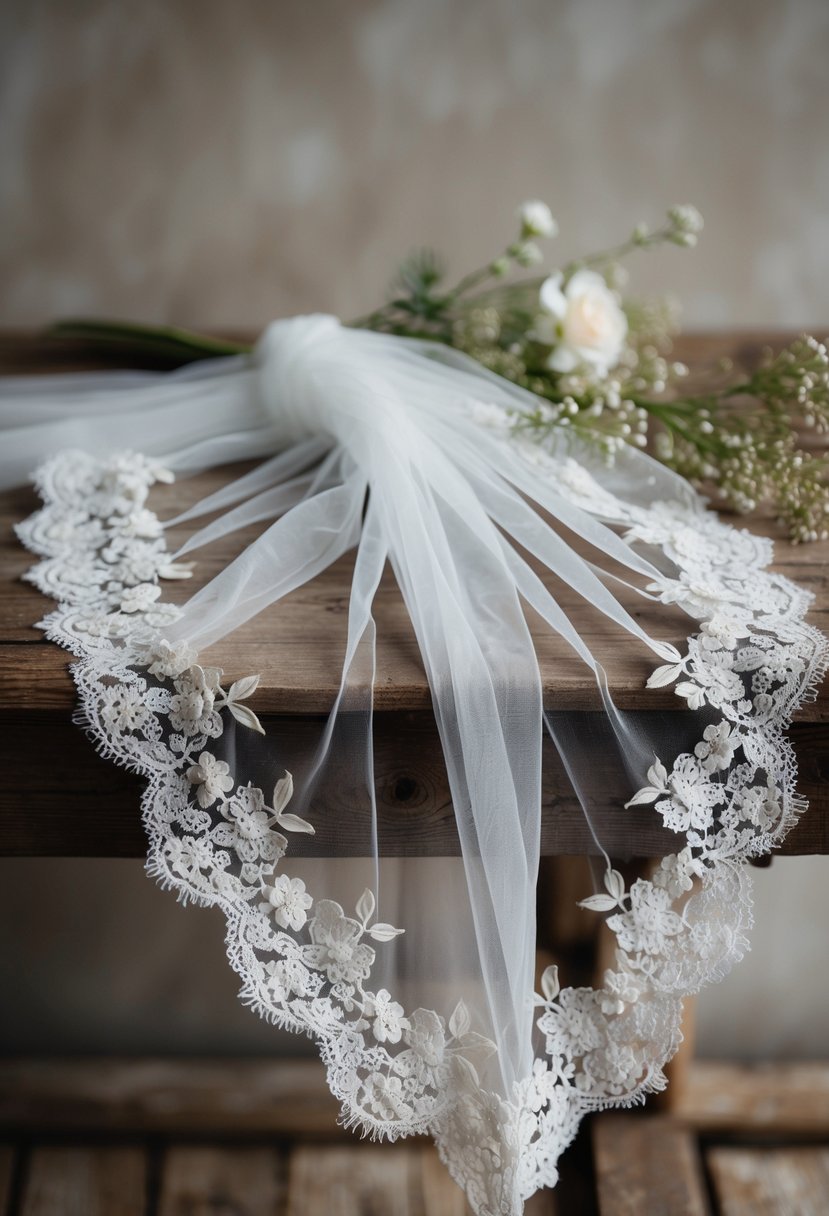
[47,318,252,361]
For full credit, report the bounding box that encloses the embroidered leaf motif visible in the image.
[604,869,626,902]
[578,893,619,912]
[356,887,376,925]
[625,787,659,807]
[276,812,315,835]
[228,674,260,702]
[449,999,471,1040]
[579,868,627,912]
[158,560,196,580]
[273,772,294,814]
[453,1053,480,1088]
[369,922,405,942]
[647,759,668,788]
[228,701,265,734]
[675,681,706,710]
[646,662,684,689]
[541,964,560,1002]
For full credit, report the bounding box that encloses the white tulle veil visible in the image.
[5,316,826,1215]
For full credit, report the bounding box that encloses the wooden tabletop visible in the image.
[1,329,827,858]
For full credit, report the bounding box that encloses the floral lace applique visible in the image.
[17,448,827,1216]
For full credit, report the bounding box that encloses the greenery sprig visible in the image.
[354,201,829,543]
[49,202,829,542]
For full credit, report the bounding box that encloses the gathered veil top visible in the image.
[4,317,826,1214]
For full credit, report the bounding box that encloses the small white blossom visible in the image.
[143,639,198,679]
[169,665,222,736]
[99,684,149,734]
[668,203,704,246]
[303,900,375,985]
[186,751,234,807]
[364,988,409,1044]
[404,1008,445,1066]
[261,872,313,931]
[120,582,162,613]
[517,199,558,239]
[513,240,543,267]
[694,721,738,773]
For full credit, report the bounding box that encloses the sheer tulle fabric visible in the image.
[5,317,826,1215]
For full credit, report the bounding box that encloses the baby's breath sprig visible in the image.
[357,201,826,542]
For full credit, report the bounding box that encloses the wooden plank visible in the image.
[593,1114,710,1215]
[20,1147,146,1216]
[0,707,825,857]
[285,1144,471,1216]
[0,1146,15,1216]
[1,329,827,859]
[158,1146,284,1216]
[0,707,690,859]
[3,518,827,718]
[0,1057,342,1138]
[707,1146,829,1215]
[2,330,828,722]
[673,1060,829,1135]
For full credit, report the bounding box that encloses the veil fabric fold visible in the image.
[6,316,826,1215]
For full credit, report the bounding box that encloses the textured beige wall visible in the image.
[1,0,829,328]
[1,0,828,1058]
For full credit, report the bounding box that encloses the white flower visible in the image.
[99,684,149,734]
[668,203,704,246]
[404,1008,445,1066]
[362,1072,412,1122]
[364,988,409,1044]
[656,754,723,834]
[733,776,780,830]
[651,847,700,899]
[517,199,558,239]
[169,665,222,736]
[538,988,603,1057]
[263,957,318,1002]
[303,900,376,985]
[700,615,751,653]
[142,639,198,679]
[261,872,313,931]
[215,787,286,863]
[514,240,543,267]
[608,881,684,956]
[120,508,164,539]
[186,751,234,807]
[600,969,642,1016]
[532,270,628,376]
[694,722,738,773]
[120,582,161,613]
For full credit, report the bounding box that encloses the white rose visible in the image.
[517,199,558,239]
[533,269,628,376]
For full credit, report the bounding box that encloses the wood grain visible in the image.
[0,1057,341,1138]
[19,1147,146,1216]
[673,1060,829,1136]
[285,1144,471,1216]
[593,1114,710,1216]
[158,1147,284,1216]
[707,1146,829,1215]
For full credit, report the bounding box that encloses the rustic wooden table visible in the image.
[1,330,827,860]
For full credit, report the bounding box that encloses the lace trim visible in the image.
[17,448,828,1216]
